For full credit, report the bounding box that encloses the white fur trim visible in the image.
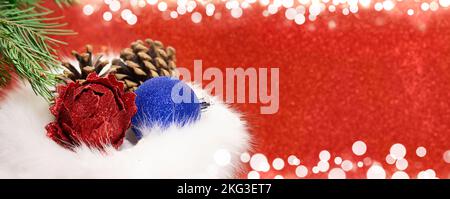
[0,82,250,178]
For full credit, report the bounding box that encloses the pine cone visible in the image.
[58,45,109,83]
[110,39,177,92]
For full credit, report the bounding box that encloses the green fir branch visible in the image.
[0,2,74,101]
[54,0,76,7]
[0,59,11,86]
[9,0,77,8]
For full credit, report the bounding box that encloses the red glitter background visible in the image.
[2,1,450,178]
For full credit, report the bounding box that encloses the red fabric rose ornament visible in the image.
[46,73,137,150]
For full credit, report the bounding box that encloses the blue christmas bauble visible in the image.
[131,77,201,139]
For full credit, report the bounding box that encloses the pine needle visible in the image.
[0,60,11,86]
[0,2,75,101]
[10,0,77,8]
[54,0,76,8]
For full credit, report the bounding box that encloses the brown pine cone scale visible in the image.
[59,45,109,83]
[110,39,177,92]
[57,38,177,92]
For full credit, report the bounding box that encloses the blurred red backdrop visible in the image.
[2,1,450,178]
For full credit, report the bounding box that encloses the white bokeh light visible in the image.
[170,11,178,19]
[288,155,300,165]
[241,1,250,9]
[342,8,350,15]
[309,3,322,16]
[417,169,437,179]
[138,0,146,7]
[187,0,197,12]
[295,165,308,178]
[296,5,306,14]
[282,0,294,8]
[240,152,251,163]
[352,140,367,156]
[103,11,112,21]
[274,175,284,179]
[206,4,215,16]
[444,150,450,163]
[121,9,133,21]
[416,146,427,157]
[227,0,240,9]
[328,168,346,179]
[430,2,439,11]
[248,171,260,179]
[367,165,386,179]
[177,6,187,15]
[359,0,371,8]
[382,0,395,11]
[440,0,450,7]
[294,14,306,25]
[109,0,121,12]
[390,143,407,160]
[178,0,187,6]
[348,0,358,6]
[386,154,396,165]
[191,12,202,23]
[147,0,158,5]
[127,14,137,25]
[83,5,94,16]
[391,171,409,179]
[328,5,336,12]
[334,157,342,165]
[395,158,408,171]
[268,4,279,14]
[285,8,297,20]
[426,169,437,178]
[272,158,285,170]
[299,0,310,4]
[231,7,243,18]
[341,160,353,171]
[250,153,270,172]
[101,0,450,24]
[357,161,363,168]
[318,160,330,172]
[374,2,383,11]
[319,150,331,161]
[158,2,168,11]
[260,0,270,6]
[421,2,430,11]
[350,5,359,13]
[312,166,319,174]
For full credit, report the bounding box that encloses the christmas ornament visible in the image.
[132,76,201,138]
[58,45,110,83]
[0,79,250,178]
[46,73,137,150]
[110,39,177,92]
[0,3,251,177]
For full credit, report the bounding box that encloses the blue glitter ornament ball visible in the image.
[131,77,201,139]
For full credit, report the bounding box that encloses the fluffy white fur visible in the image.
[0,81,250,178]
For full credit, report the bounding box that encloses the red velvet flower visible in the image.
[46,73,137,150]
